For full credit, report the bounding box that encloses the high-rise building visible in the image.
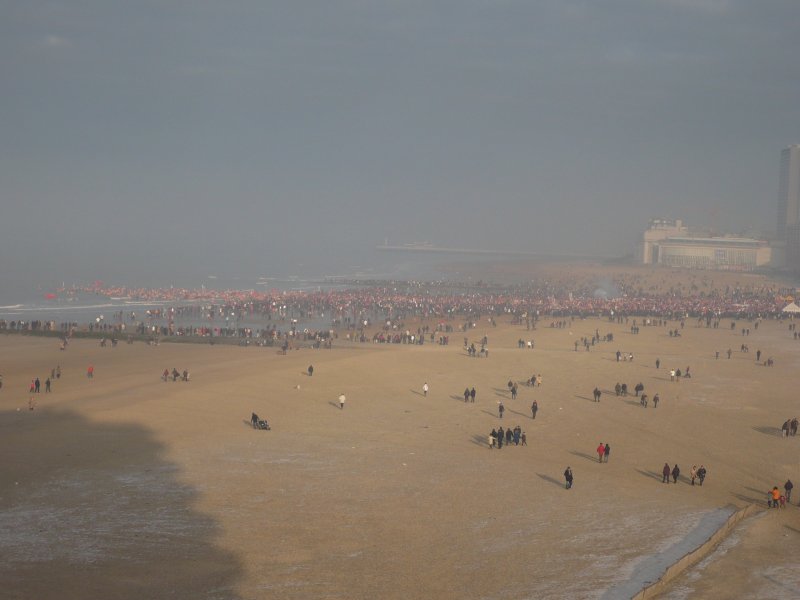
[777,145,800,241]
[779,145,800,273]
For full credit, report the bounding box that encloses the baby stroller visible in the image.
[251,412,271,430]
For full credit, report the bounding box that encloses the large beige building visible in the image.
[639,219,687,264]
[640,220,772,271]
[654,237,772,270]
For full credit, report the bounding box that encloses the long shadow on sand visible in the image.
[570,450,600,463]
[0,408,244,599]
[471,434,489,447]
[753,425,782,437]
[506,409,529,419]
[537,473,565,488]
[636,469,666,483]
[574,395,594,403]
[732,491,764,505]
[784,525,800,536]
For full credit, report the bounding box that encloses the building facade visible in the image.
[655,237,771,271]
[639,219,687,264]
[778,145,800,241]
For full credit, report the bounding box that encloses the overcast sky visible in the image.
[2,0,800,284]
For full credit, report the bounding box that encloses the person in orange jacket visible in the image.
[770,486,781,508]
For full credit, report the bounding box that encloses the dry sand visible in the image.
[1,285,799,598]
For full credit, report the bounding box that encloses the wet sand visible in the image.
[1,288,799,598]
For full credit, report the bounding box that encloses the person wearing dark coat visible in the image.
[564,467,573,489]
[470,387,476,402]
[671,464,680,484]
[464,388,470,402]
[662,463,671,483]
[785,479,794,503]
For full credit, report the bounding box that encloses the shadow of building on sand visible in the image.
[0,408,244,600]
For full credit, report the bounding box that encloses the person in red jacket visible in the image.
[597,443,605,463]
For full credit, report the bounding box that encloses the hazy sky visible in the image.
[3,0,800,283]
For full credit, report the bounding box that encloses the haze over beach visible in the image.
[3,1,800,289]
[3,2,800,599]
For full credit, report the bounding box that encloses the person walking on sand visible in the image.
[338,394,345,409]
[653,393,659,408]
[604,443,610,463]
[697,465,707,486]
[662,463,671,483]
[307,365,314,377]
[596,443,605,463]
[531,400,538,419]
[87,365,94,379]
[521,431,527,446]
[690,465,698,485]
[564,467,573,489]
[672,464,680,484]
[771,487,781,508]
[655,358,660,369]
[45,378,51,393]
[464,387,470,402]
[470,387,476,403]
[498,401,505,419]
[423,382,429,397]
[785,479,793,503]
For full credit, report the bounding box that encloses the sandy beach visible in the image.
[1,270,799,599]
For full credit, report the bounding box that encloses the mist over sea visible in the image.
[0,250,487,323]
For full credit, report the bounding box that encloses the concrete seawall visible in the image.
[631,503,760,599]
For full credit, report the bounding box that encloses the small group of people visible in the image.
[639,393,659,408]
[781,418,798,437]
[462,387,476,402]
[596,442,610,462]
[29,377,52,393]
[661,463,706,485]
[669,368,690,381]
[768,486,787,508]
[489,425,526,448]
[162,368,190,382]
[527,374,542,387]
[507,381,519,399]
